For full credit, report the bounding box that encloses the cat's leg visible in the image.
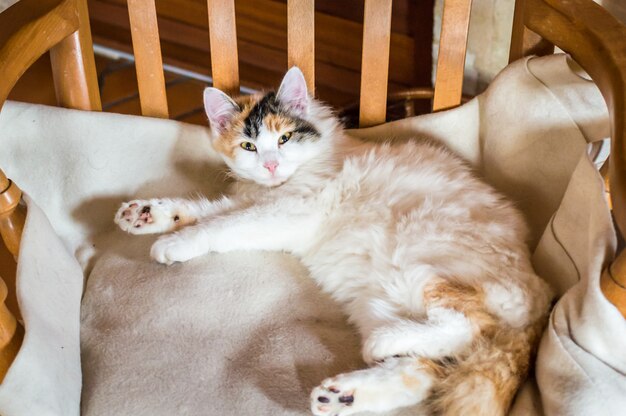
[362,308,474,364]
[362,279,494,364]
[114,196,233,235]
[310,357,436,416]
[150,203,319,264]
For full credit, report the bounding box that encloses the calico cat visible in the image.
[114,67,552,415]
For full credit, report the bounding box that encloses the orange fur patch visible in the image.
[264,113,295,133]
[423,279,498,338]
[421,279,549,415]
[211,95,259,159]
[211,94,299,159]
[401,373,422,390]
[213,121,244,159]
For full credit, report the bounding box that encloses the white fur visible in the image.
[277,66,309,116]
[362,308,474,364]
[224,120,326,187]
[311,357,433,415]
[115,67,552,414]
[203,88,240,135]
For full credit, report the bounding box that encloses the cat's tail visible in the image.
[428,321,545,416]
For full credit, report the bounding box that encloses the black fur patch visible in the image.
[242,91,321,142]
[292,119,320,142]
[243,92,279,138]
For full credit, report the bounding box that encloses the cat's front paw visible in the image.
[150,233,198,265]
[115,199,180,235]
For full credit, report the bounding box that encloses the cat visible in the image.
[114,67,552,416]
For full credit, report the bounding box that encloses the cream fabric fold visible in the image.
[0,195,82,416]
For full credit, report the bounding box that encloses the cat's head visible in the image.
[204,67,337,187]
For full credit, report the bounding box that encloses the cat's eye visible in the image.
[278,132,292,145]
[240,142,257,152]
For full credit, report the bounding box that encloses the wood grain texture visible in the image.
[0,178,24,259]
[509,0,554,66]
[89,0,433,109]
[432,0,473,111]
[601,254,626,319]
[0,169,25,321]
[359,0,393,127]
[509,0,526,62]
[0,277,23,384]
[0,173,25,379]
[207,0,240,95]
[0,0,78,107]
[0,239,20,322]
[288,0,315,94]
[128,0,169,118]
[50,0,102,111]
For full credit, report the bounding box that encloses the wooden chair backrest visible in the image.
[122,0,480,126]
[0,0,524,125]
[0,0,625,381]
[118,0,557,125]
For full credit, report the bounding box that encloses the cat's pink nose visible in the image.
[263,161,279,174]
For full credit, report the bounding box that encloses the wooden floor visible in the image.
[9,53,210,126]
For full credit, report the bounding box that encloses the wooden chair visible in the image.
[0,0,625,387]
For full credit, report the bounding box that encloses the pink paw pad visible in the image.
[116,202,156,231]
[311,383,355,416]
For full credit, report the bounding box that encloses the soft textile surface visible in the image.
[0,54,624,415]
[0,196,82,415]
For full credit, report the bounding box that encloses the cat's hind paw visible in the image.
[311,357,434,416]
[311,382,357,416]
[114,199,180,235]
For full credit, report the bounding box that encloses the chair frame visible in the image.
[0,0,625,382]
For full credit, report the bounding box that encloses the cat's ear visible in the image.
[203,87,241,135]
[277,66,309,116]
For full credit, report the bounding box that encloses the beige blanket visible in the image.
[0,54,624,415]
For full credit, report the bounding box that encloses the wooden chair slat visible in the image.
[207,0,240,96]
[288,0,315,95]
[128,0,169,118]
[432,0,473,112]
[509,0,554,64]
[509,0,526,62]
[50,0,101,111]
[359,0,392,128]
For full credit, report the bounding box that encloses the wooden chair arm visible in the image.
[0,0,79,110]
[526,0,626,236]
[0,171,25,259]
[526,0,626,317]
[0,0,98,383]
[0,170,21,320]
[601,252,626,318]
[0,276,23,383]
[0,173,25,379]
